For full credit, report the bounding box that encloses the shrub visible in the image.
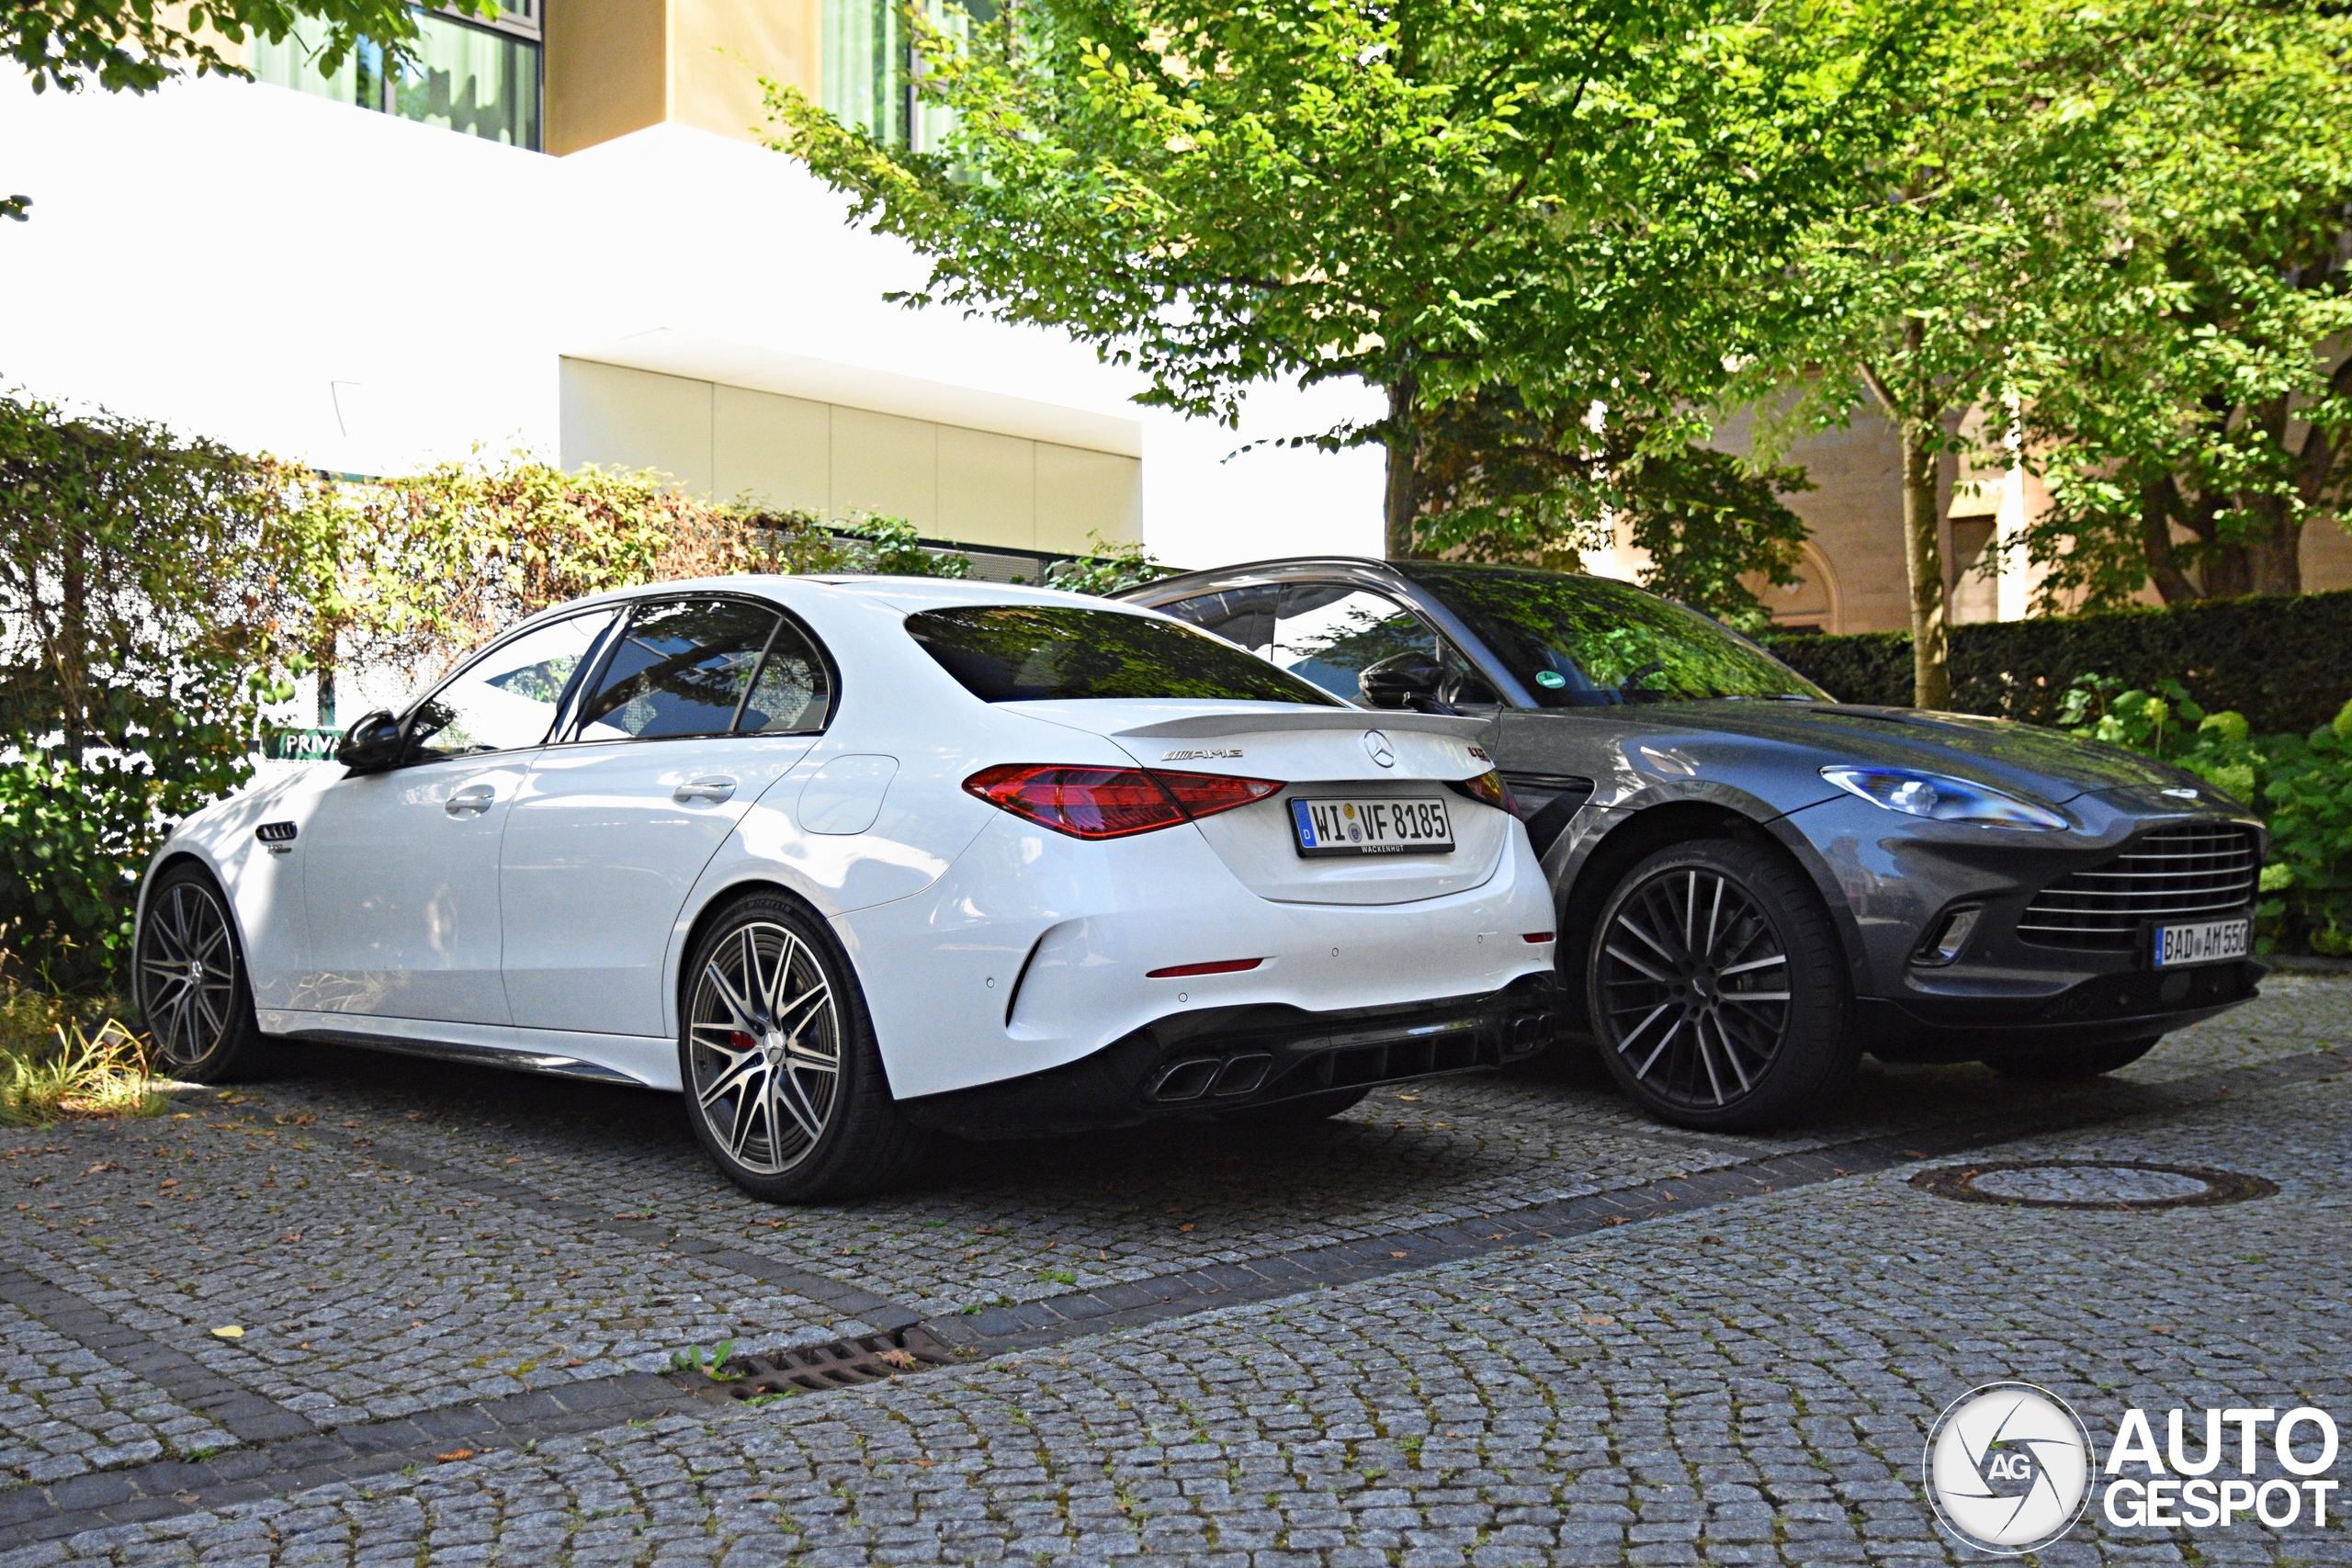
[0,391,304,991]
[292,459,973,701]
[2054,672,2352,956]
[1765,589,2352,737]
[1046,531,1176,597]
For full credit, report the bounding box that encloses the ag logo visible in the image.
[1924,1382,2092,1554]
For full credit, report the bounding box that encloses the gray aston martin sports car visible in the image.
[1119,558,2267,1131]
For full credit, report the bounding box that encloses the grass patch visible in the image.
[0,985,171,1124]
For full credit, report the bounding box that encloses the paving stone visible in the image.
[1,981,2346,1564]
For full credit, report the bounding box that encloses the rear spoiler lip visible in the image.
[1109,710,1491,741]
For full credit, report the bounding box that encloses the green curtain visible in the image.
[822,0,908,146]
[249,11,539,150]
[392,15,540,149]
[250,18,374,108]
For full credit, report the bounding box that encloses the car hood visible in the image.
[1617,701,2199,804]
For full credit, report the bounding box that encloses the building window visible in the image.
[252,4,542,151]
[822,0,991,152]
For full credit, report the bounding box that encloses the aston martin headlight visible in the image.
[1820,765,2068,829]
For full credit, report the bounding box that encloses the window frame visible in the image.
[1177,579,1500,712]
[392,604,626,769]
[553,593,842,748]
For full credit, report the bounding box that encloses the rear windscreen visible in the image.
[906,605,1346,705]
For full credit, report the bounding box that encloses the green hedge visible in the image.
[1763,589,2352,736]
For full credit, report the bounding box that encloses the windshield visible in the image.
[1398,565,1827,705]
[906,604,1347,705]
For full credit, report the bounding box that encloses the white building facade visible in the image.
[1,5,1389,577]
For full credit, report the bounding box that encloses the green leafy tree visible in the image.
[1411,388,1812,630]
[2010,4,2352,610]
[1737,0,2123,707]
[9,0,492,96]
[1751,0,2352,706]
[763,0,1931,559]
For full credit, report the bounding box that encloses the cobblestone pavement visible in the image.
[0,976,2346,1563]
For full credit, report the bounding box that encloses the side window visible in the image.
[737,617,833,734]
[407,610,620,762]
[574,598,781,742]
[1271,584,1496,707]
[1159,585,1277,656]
[1272,585,1439,702]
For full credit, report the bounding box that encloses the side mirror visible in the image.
[1360,652,1446,712]
[334,710,407,773]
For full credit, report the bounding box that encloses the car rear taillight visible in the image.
[1154,770,1283,818]
[1447,770,1511,811]
[964,765,1283,840]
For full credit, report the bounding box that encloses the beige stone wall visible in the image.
[560,358,1143,554]
[2303,517,2352,593]
[1751,411,1913,636]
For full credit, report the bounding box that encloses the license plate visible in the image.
[1290,796,1454,857]
[2153,917,2249,968]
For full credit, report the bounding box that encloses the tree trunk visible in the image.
[59,536,87,766]
[1383,376,1419,559]
[2246,519,2302,597]
[1899,413,1951,710]
[1860,321,1950,712]
[2137,480,2199,604]
[2202,544,2253,599]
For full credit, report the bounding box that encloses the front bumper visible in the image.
[897,972,1564,1139]
[1859,958,2266,1062]
[1780,793,2268,1059]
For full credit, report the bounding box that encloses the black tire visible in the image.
[678,892,931,1203]
[1586,838,1854,1132]
[1215,1086,1371,1128]
[1988,1036,2162,1081]
[134,863,268,1083]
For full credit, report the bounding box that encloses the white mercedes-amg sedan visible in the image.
[134,578,1564,1201]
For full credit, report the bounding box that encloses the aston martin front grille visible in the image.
[2018,824,2260,950]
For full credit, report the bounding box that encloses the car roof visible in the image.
[518,572,1177,623]
[1121,556,1415,600]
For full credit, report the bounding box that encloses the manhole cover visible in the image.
[1911,1160,2276,1210]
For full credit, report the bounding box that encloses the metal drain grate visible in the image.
[1912,1159,2276,1210]
[682,1324,965,1402]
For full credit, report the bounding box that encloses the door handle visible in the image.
[445,785,495,817]
[673,776,737,805]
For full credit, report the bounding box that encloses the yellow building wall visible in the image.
[671,0,820,143]
[546,0,670,155]
[547,0,817,154]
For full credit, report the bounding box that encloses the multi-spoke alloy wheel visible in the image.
[687,920,842,1175]
[677,895,930,1202]
[1587,840,1853,1131]
[135,867,260,1081]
